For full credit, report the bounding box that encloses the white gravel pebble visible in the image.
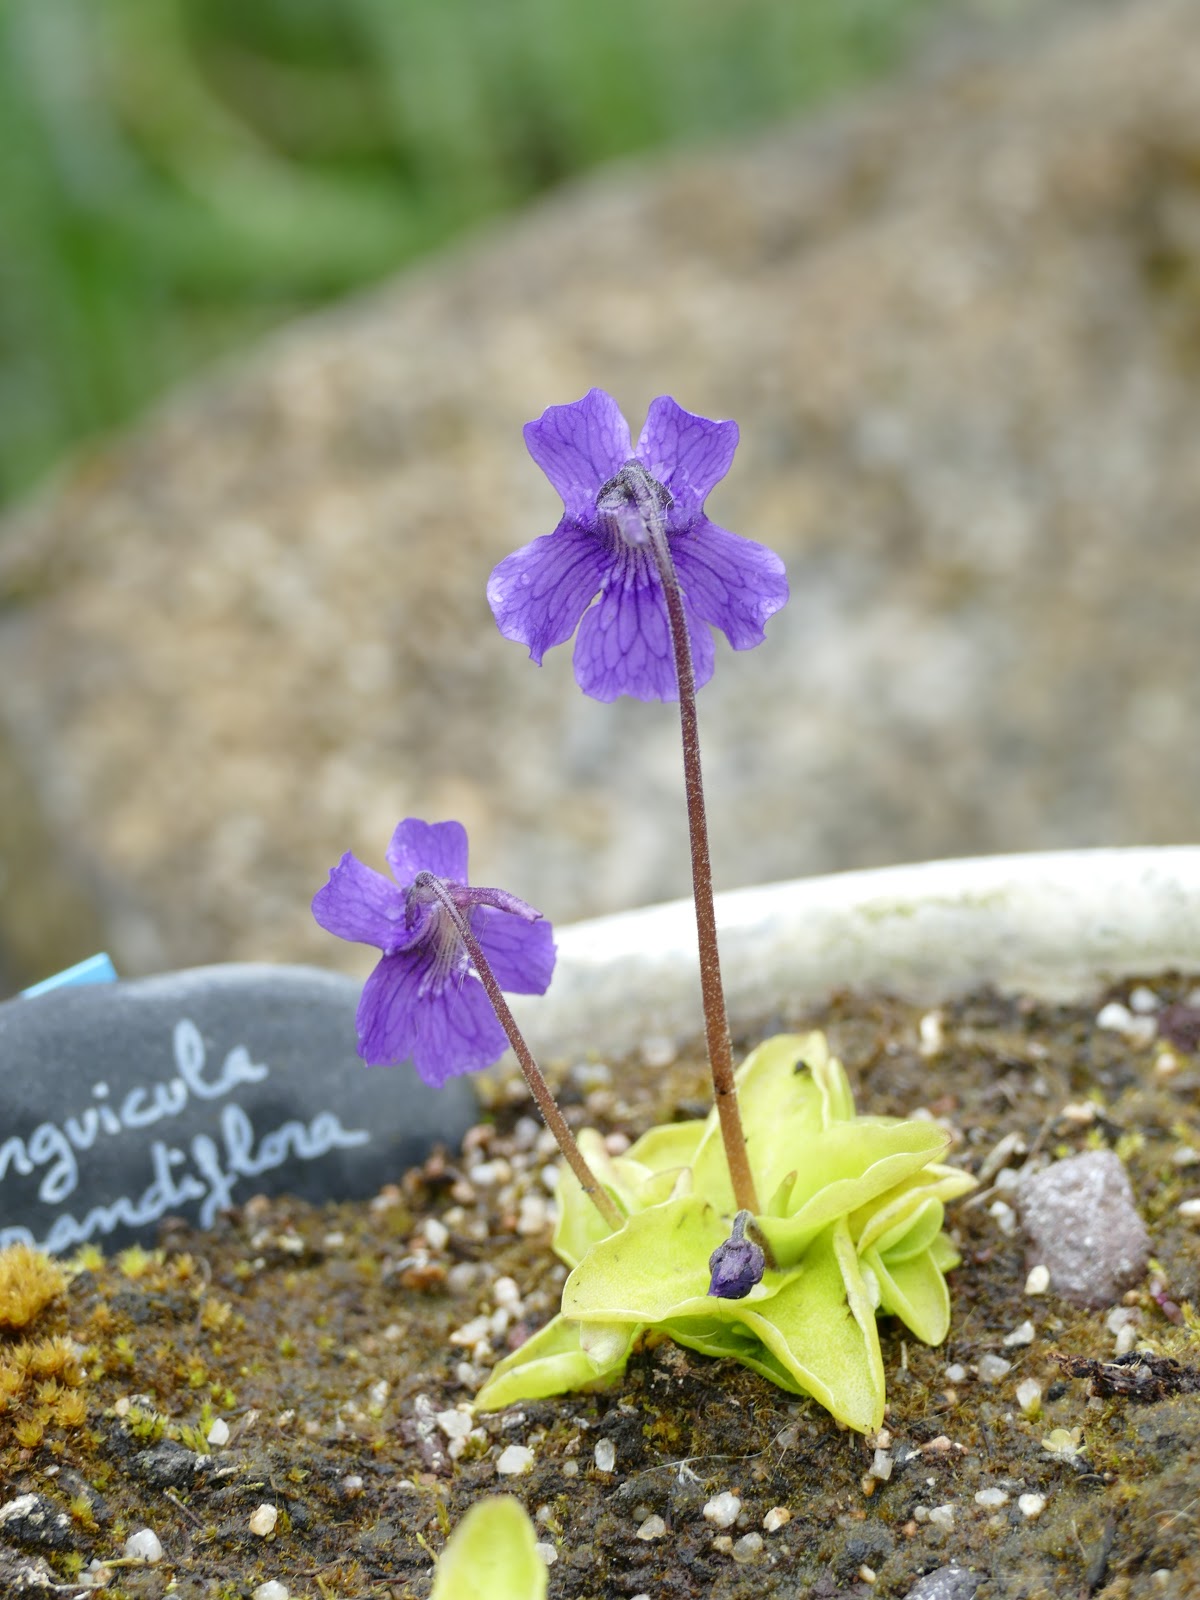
[978,1354,1012,1383]
[1096,1001,1156,1045]
[423,1218,449,1252]
[871,1448,894,1481]
[1003,1320,1036,1347]
[446,1263,479,1295]
[496,1445,534,1476]
[1016,1379,1043,1416]
[928,1504,956,1530]
[989,1200,1017,1237]
[1129,986,1161,1014]
[517,1195,551,1235]
[763,1507,791,1532]
[703,1492,742,1529]
[449,1315,491,1346]
[1178,1198,1200,1218]
[918,1010,945,1057]
[534,1542,558,1566]
[493,1276,523,1312]
[944,1363,967,1383]
[1025,1265,1051,1295]
[594,1439,616,1473]
[732,1533,763,1563]
[206,1417,230,1447]
[252,1584,289,1600]
[1096,1000,1129,1028]
[248,1505,278,1538]
[1114,1321,1139,1356]
[436,1408,473,1444]
[636,1515,666,1541]
[975,1487,1009,1508]
[1019,1493,1047,1519]
[123,1529,163,1563]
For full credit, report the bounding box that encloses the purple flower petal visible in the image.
[524,389,631,520]
[671,517,790,651]
[356,952,508,1084]
[410,970,510,1087]
[573,570,715,702]
[636,396,739,517]
[473,904,556,995]
[487,523,608,665]
[355,953,425,1067]
[385,817,469,891]
[312,852,407,951]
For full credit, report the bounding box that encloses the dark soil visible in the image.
[4,978,1200,1600]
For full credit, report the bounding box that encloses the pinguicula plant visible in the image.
[314,389,975,1433]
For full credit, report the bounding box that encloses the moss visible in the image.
[0,1242,66,1330]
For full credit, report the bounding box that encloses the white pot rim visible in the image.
[516,846,1200,1062]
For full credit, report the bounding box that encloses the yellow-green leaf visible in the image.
[431,1496,547,1600]
[473,1315,636,1413]
[863,1244,951,1345]
[740,1220,886,1432]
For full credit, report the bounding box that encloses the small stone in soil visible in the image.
[974,1488,1008,1508]
[703,1492,741,1528]
[904,1567,980,1599]
[248,1505,278,1537]
[1016,1379,1043,1416]
[496,1444,534,1476]
[123,1528,164,1563]
[1017,1149,1151,1307]
[0,1494,75,1552]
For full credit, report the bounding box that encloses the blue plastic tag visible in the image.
[22,953,119,998]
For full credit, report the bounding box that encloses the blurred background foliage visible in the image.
[0,0,951,510]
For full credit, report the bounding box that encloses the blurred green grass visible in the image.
[0,0,948,508]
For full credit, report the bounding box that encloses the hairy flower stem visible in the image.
[413,873,624,1231]
[647,539,760,1215]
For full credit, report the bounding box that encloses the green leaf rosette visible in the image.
[475,1033,975,1431]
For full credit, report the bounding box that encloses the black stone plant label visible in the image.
[0,965,477,1255]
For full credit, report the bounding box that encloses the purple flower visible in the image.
[312,818,555,1087]
[488,388,789,702]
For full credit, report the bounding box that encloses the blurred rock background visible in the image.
[1,0,1197,991]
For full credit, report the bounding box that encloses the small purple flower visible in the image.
[708,1211,766,1300]
[312,818,555,1087]
[488,388,789,702]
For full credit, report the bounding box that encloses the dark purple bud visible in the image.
[707,1210,766,1300]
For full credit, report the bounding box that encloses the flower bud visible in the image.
[707,1211,766,1300]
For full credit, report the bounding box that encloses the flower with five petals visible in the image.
[312,818,555,1086]
[488,388,789,701]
